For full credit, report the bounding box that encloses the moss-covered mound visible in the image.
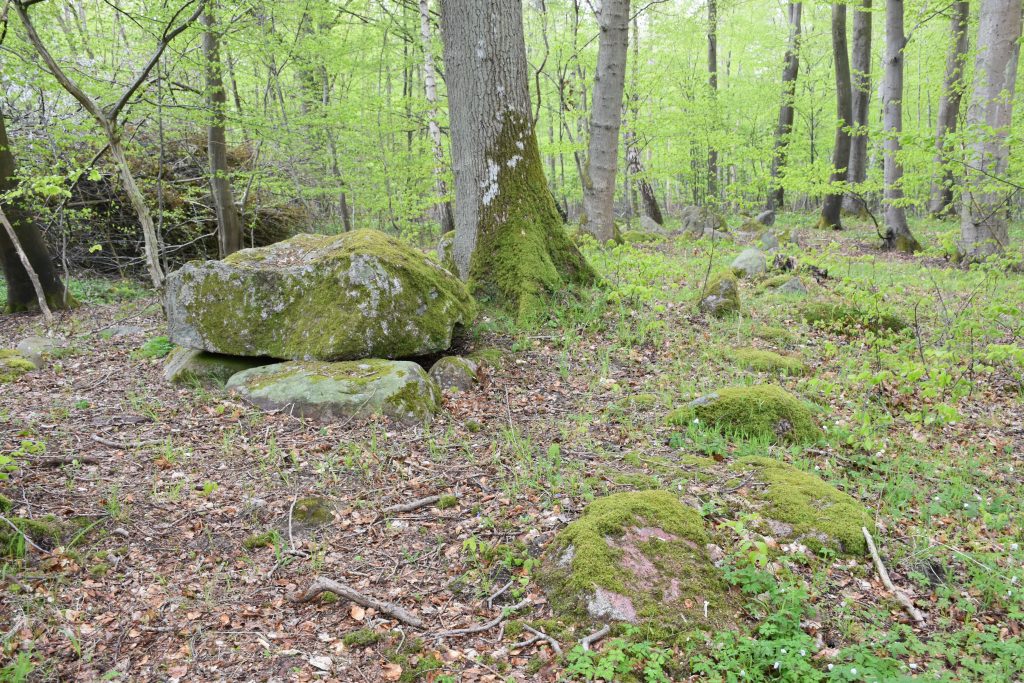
[697,271,740,318]
[729,348,807,375]
[227,359,440,425]
[0,350,36,384]
[539,491,737,630]
[730,457,871,555]
[165,230,477,361]
[666,385,821,444]
[621,230,664,244]
[802,301,907,335]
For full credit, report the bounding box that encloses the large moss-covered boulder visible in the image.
[0,350,36,383]
[539,491,736,629]
[697,271,740,318]
[165,230,476,361]
[666,385,821,444]
[227,359,440,425]
[730,457,871,555]
[163,348,272,387]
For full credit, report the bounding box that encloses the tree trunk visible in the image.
[418,0,455,237]
[818,3,853,230]
[768,2,802,211]
[842,0,872,214]
[0,106,73,313]
[928,1,969,218]
[201,7,243,258]
[440,0,594,320]
[625,14,663,224]
[881,0,921,252]
[959,0,1022,260]
[581,0,631,242]
[707,0,719,200]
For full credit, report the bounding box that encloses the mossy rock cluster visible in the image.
[802,301,907,335]
[0,350,36,384]
[539,491,738,630]
[729,348,807,375]
[697,271,740,318]
[666,385,821,444]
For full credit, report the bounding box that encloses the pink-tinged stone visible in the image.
[587,587,637,623]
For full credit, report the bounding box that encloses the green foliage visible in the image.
[134,336,174,359]
[565,630,673,682]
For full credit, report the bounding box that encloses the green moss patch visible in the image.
[621,230,664,244]
[731,456,871,555]
[666,385,821,444]
[0,350,35,384]
[802,301,907,335]
[729,348,807,375]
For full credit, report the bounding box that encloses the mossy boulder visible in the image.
[802,301,907,335]
[621,230,664,244]
[731,248,768,279]
[730,348,807,375]
[539,491,736,630]
[428,356,479,392]
[730,457,871,555]
[697,271,740,318]
[0,350,36,384]
[666,385,821,444]
[163,348,273,387]
[15,336,65,368]
[677,205,727,238]
[165,230,476,361]
[227,359,441,425]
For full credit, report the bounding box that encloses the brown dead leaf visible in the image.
[350,604,366,621]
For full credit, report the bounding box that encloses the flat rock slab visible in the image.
[165,230,476,361]
[226,359,441,425]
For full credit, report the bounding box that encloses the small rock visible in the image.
[429,356,479,392]
[308,655,332,672]
[15,335,63,369]
[759,231,781,251]
[775,277,808,296]
[731,248,767,279]
[104,325,147,339]
[756,209,776,227]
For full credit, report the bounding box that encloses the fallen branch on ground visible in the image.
[382,494,446,514]
[91,434,162,449]
[862,527,927,626]
[523,625,562,656]
[433,597,531,638]
[580,624,610,651]
[289,576,424,628]
[29,455,100,467]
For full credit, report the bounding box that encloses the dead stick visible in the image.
[289,577,423,629]
[29,455,101,467]
[382,495,445,514]
[91,434,162,449]
[580,624,610,651]
[523,625,562,656]
[862,527,926,625]
[434,598,531,638]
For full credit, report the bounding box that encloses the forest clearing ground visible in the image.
[1,214,1024,681]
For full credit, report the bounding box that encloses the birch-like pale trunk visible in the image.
[440,0,593,319]
[581,0,630,242]
[201,7,243,258]
[928,1,969,218]
[959,0,1022,259]
[818,2,853,230]
[842,0,872,215]
[768,2,802,211]
[418,0,455,237]
[881,0,921,252]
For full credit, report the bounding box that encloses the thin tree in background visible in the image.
[706,0,719,201]
[581,0,631,242]
[842,0,872,215]
[439,0,593,319]
[624,16,664,225]
[767,1,802,212]
[928,1,969,218]
[880,0,921,252]
[818,2,853,230]
[959,0,1022,260]
[418,0,455,237]
[201,5,243,257]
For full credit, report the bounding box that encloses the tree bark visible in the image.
[0,105,73,314]
[818,3,853,230]
[928,1,969,218]
[768,2,802,211]
[201,6,243,258]
[440,0,594,319]
[842,0,872,214]
[959,0,1022,260]
[881,0,921,252]
[418,0,455,237]
[707,0,719,200]
[625,14,663,224]
[581,0,631,242]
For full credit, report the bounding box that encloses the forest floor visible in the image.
[1,213,1023,682]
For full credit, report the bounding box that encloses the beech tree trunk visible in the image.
[440,0,593,319]
[818,3,853,230]
[0,106,72,314]
[959,0,1022,260]
[625,15,663,225]
[707,0,719,200]
[418,0,455,237]
[768,2,802,211]
[202,7,243,258]
[928,1,969,218]
[842,0,872,215]
[581,0,630,241]
[881,0,921,252]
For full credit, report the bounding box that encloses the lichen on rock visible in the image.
[666,385,821,444]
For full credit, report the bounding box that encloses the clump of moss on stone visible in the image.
[666,385,821,444]
[802,301,907,335]
[697,271,740,318]
[343,627,383,648]
[756,274,794,292]
[729,348,807,375]
[0,350,36,384]
[242,530,281,550]
[291,498,335,527]
[731,456,871,555]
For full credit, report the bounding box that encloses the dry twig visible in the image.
[580,624,610,651]
[289,576,424,628]
[434,597,531,638]
[862,527,927,625]
[382,495,445,514]
[523,625,562,656]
